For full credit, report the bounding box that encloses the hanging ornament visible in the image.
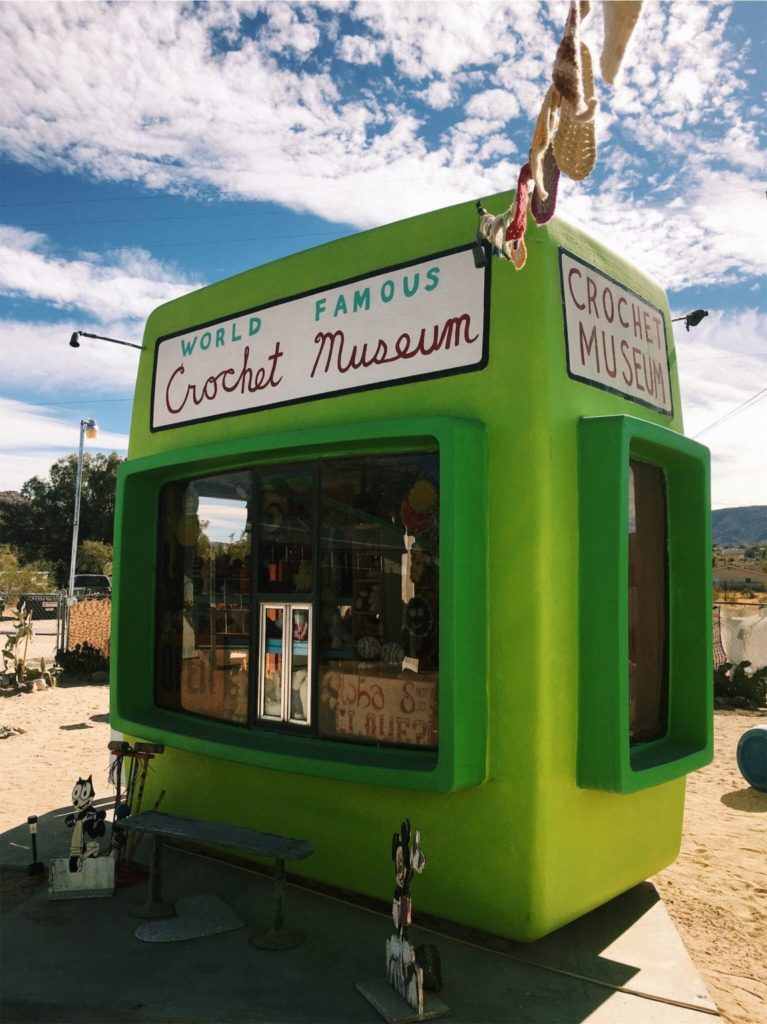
[405,596,433,638]
[552,40,597,181]
[600,0,643,84]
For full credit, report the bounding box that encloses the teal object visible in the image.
[737,726,767,792]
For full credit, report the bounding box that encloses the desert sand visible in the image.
[1,647,765,1024]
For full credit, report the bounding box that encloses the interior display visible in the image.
[155,451,439,749]
[258,602,312,725]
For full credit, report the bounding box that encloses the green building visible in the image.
[112,190,711,940]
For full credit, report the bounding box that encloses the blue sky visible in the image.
[0,0,765,509]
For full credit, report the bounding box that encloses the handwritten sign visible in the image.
[151,247,488,430]
[318,669,438,748]
[560,250,672,415]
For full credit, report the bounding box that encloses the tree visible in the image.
[0,453,123,585]
[0,546,53,601]
[77,540,113,575]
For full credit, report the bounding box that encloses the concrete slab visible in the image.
[0,826,721,1024]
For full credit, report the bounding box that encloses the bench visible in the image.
[114,811,313,949]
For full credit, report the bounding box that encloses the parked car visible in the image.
[73,574,112,596]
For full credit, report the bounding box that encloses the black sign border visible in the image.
[150,243,491,433]
[558,247,674,418]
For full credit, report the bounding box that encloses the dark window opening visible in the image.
[628,459,669,744]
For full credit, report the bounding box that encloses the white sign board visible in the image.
[152,247,488,430]
[560,250,673,415]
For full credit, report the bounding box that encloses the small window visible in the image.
[577,414,712,793]
[257,602,312,725]
[628,460,668,744]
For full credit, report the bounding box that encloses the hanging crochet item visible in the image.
[530,146,561,225]
[552,41,597,180]
[552,1,598,123]
[505,163,533,243]
[529,84,561,201]
[476,202,513,261]
[601,0,643,84]
[505,163,533,271]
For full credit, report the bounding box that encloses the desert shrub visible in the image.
[56,642,109,677]
[714,661,767,708]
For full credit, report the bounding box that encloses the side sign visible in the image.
[151,246,489,430]
[560,250,673,415]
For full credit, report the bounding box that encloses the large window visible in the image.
[156,452,439,750]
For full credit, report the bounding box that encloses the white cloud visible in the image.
[0,226,198,322]
[0,0,763,269]
[465,89,519,124]
[675,309,767,510]
[0,398,129,492]
[423,80,454,111]
[563,163,767,290]
[0,319,141,398]
[336,33,381,64]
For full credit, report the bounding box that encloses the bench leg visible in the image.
[131,835,175,919]
[249,858,305,950]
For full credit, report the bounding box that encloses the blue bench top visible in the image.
[115,811,313,861]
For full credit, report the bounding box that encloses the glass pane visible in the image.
[317,453,439,749]
[260,605,285,719]
[289,606,311,723]
[628,460,668,744]
[156,472,253,724]
[257,470,314,593]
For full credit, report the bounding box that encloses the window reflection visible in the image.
[156,472,253,724]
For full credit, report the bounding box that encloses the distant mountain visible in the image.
[712,506,767,547]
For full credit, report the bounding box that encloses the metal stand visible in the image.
[357,980,449,1023]
[130,835,175,919]
[249,858,305,950]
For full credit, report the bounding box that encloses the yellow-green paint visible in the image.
[111,191,712,940]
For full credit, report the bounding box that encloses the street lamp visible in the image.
[69,330,142,351]
[671,309,708,331]
[67,418,99,608]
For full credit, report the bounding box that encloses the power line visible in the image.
[693,386,767,439]
[19,229,347,256]
[14,398,133,406]
[7,209,301,228]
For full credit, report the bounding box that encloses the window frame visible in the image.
[113,416,488,792]
[577,415,712,792]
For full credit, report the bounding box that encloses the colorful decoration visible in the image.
[387,819,428,1014]
[530,146,560,225]
[405,597,433,638]
[65,775,106,873]
[480,0,644,267]
[600,0,643,84]
[407,480,437,516]
[381,641,405,666]
[401,497,430,536]
[552,40,597,181]
[552,0,598,123]
[356,635,382,661]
